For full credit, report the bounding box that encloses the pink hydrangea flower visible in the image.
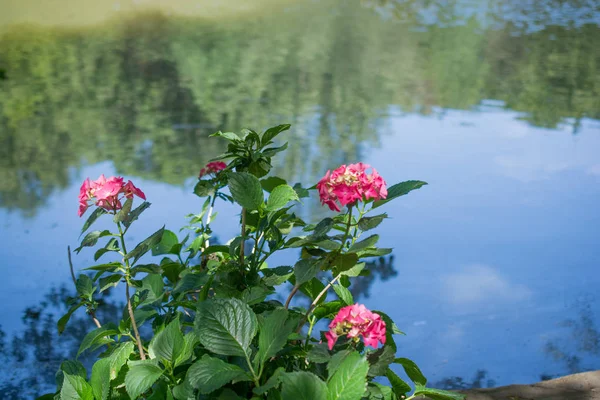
[199,161,227,178]
[325,303,386,350]
[78,175,146,217]
[317,163,387,211]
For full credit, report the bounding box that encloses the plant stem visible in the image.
[117,222,146,360]
[284,284,300,309]
[239,208,246,262]
[203,194,218,249]
[244,351,260,387]
[305,316,316,347]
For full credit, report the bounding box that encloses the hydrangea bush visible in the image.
[42,124,464,400]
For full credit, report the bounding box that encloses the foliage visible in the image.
[41,124,463,400]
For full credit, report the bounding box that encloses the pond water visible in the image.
[1,0,600,396]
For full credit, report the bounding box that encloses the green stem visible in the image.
[239,208,246,263]
[305,316,316,348]
[244,351,260,387]
[117,222,146,360]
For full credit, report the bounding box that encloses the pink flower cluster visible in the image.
[325,303,386,350]
[199,161,227,178]
[78,175,146,217]
[316,163,387,212]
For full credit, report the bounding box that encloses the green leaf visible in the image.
[394,358,427,386]
[90,358,111,400]
[339,262,365,278]
[300,278,326,304]
[76,275,95,298]
[93,238,120,262]
[241,286,273,305]
[333,253,359,272]
[327,351,369,400]
[260,177,287,193]
[125,360,164,400]
[261,124,290,146]
[348,235,379,253]
[58,303,83,334]
[294,259,320,285]
[373,311,403,352]
[313,301,344,321]
[114,198,133,223]
[186,355,249,394]
[194,298,258,357]
[228,172,264,210]
[413,385,466,400]
[262,266,293,286]
[253,367,285,395]
[61,373,94,400]
[211,131,242,142]
[372,181,427,209]
[149,318,184,364]
[173,273,208,295]
[98,274,122,292]
[262,142,288,157]
[83,262,122,272]
[333,284,353,306]
[311,218,334,237]
[194,180,216,197]
[125,226,165,264]
[81,208,108,235]
[76,230,113,253]
[281,371,328,400]
[77,324,118,358]
[108,342,135,380]
[256,308,293,366]
[266,184,299,211]
[385,368,411,398]
[174,332,198,367]
[367,346,395,377]
[307,343,331,364]
[123,201,151,228]
[152,229,179,256]
[357,214,387,231]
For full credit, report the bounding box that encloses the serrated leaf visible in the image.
[261,124,290,146]
[174,332,198,367]
[327,351,369,400]
[372,181,427,209]
[307,343,331,364]
[186,355,249,394]
[262,266,293,286]
[76,230,113,253]
[77,324,118,359]
[311,218,334,237]
[152,229,179,256]
[194,298,258,357]
[260,177,287,193]
[81,207,108,235]
[282,371,328,400]
[348,235,379,253]
[386,368,411,398]
[256,308,293,366]
[125,360,164,399]
[58,303,83,334]
[357,214,387,231]
[149,318,184,364]
[98,274,122,292]
[194,180,216,197]
[333,284,353,306]
[123,201,151,228]
[394,358,427,386]
[413,385,466,400]
[294,259,320,285]
[339,262,365,277]
[228,172,264,210]
[211,131,242,142]
[94,238,120,262]
[333,253,359,272]
[90,358,111,400]
[108,342,134,380]
[266,184,299,211]
[114,198,133,223]
[125,226,165,264]
[76,275,95,298]
[61,373,94,400]
[367,346,395,377]
[253,367,285,395]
